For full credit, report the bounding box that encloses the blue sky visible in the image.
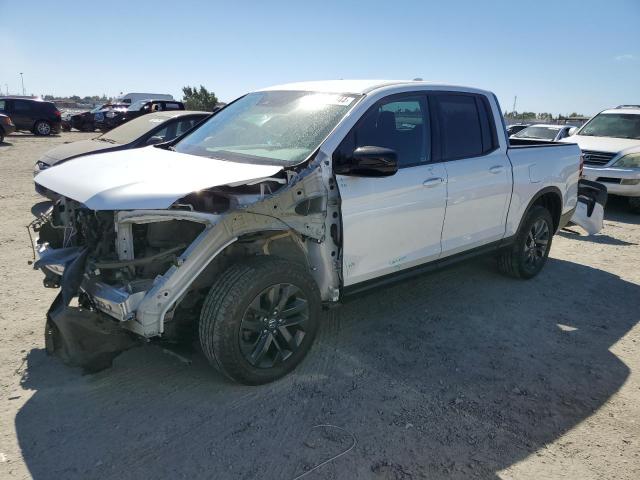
[1,0,638,115]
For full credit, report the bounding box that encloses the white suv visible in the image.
[561,105,640,212]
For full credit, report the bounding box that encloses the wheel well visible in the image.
[189,230,309,293]
[532,191,561,231]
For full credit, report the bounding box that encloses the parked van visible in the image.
[115,93,174,105]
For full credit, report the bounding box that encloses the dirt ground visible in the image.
[0,132,639,480]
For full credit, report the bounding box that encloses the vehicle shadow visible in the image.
[15,257,639,479]
[558,229,637,246]
[604,195,639,225]
[5,133,61,139]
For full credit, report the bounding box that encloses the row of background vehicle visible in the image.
[63,95,186,133]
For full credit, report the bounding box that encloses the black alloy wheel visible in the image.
[523,218,550,273]
[239,283,310,368]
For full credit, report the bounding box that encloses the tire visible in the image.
[498,205,554,279]
[199,257,321,385]
[0,130,4,144]
[629,197,640,214]
[34,120,52,136]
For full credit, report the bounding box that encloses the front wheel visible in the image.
[498,205,553,279]
[199,257,321,385]
[34,120,52,136]
[628,197,640,214]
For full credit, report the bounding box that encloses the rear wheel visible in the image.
[629,197,640,214]
[199,257,321,385]
[498,205,553,279]
[34,120,52,136]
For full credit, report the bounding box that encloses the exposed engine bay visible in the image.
[31,152,342,371]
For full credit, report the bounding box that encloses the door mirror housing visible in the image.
[568,127,578,136]
[334,146,398,177]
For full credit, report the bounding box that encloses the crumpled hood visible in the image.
[34,146,283,210]
[560,135,640,154]
[40,139,118,165]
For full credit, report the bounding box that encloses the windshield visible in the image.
[174,90,361,165]
[98,114,167,144]
[513,126,561,140]
[127,100,150,111]
[578,113,640,140]
[90,104,109,113]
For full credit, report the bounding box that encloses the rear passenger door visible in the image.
[432,92,511,256]
[335,93,448,286]
[10,100,33,130]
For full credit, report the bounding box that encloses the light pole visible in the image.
[19,73,25,96]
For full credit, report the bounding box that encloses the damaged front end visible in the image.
[30,152,342,371]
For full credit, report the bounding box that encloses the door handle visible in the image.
[422,177,444,188]
[489,165,505,174]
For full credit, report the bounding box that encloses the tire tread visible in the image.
[199,256,320,384]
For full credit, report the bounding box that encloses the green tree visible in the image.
[182,85,219,111]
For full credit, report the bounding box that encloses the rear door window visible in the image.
[14,100,32,112]
[432,93,497,160]
[0,100,5,111]
[164,102,182,110]
[433,94,482,159]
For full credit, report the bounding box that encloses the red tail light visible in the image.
[54,110,61,118]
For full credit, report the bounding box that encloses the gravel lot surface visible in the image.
[0,132,639,479]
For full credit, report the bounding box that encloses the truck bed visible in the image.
[508,138,578,148]
[504,140,581,238]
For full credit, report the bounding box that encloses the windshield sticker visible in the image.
[327,95,355,106]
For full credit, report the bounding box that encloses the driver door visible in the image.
[334,93,447,286]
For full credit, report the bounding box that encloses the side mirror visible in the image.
[146,135,165,146]
[335,146,398,177]
[568,127,578,136]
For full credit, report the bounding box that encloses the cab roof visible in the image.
[258,79,490,96]
[602,107,640,115]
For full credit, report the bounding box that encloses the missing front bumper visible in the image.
[45,299,139,372]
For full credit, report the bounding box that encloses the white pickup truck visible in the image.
[32,80,582,384]
[560,105,640,213]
